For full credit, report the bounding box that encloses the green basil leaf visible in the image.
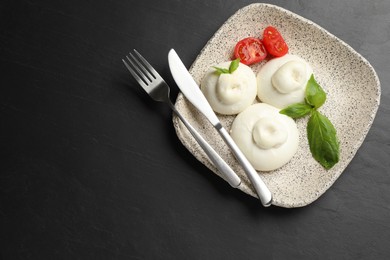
[280,103,313,118]
[305,74,326,109]
[213,66,230,74]
[213,58,240,75]
[229,58,240,73]
[307,110,340,169]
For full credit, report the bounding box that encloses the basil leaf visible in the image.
[229,58,240,73]
[307,110,340,169]
[280,103,312,118]
[213,66,230,74]
[213,58,240,75]
[305,74,326,109]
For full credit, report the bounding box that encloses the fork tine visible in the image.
[133,49,160,78]
[122,58,148,89]
[129,53,154,81]
[126,54,153,85]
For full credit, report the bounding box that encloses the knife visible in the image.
[168,49,272,207]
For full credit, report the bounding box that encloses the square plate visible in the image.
[173,3,380,207]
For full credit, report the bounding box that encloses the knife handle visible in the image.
[217,125,273,206]
[170,103,241,188]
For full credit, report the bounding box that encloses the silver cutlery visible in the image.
[122,49,241,188]
[168,49,272,207]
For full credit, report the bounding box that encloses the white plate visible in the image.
[173,3,380,207]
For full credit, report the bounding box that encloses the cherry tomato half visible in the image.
[233,37,267,65]
[262,26,288,57]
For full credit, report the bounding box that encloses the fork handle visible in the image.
[169,103,241,188]
[217,126,273,207]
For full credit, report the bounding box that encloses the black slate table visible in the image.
[1,0,390,259]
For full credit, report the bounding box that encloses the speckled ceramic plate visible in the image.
[173,3,380,207]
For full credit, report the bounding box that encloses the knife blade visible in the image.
[168,49,272,207]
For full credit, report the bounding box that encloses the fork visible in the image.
[122,49,241,188]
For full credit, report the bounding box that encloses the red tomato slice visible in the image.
[262,26,288,57]
[233,37,267,65]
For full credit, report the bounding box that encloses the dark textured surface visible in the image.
[1,0,389,259]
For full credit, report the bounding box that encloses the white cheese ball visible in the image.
[230,103,299,171]
[201,62,257,115]
[257,54,313,109]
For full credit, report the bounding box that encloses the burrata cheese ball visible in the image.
[230,103,299,171]
[201,61,257,115]
[257,54,313,109]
